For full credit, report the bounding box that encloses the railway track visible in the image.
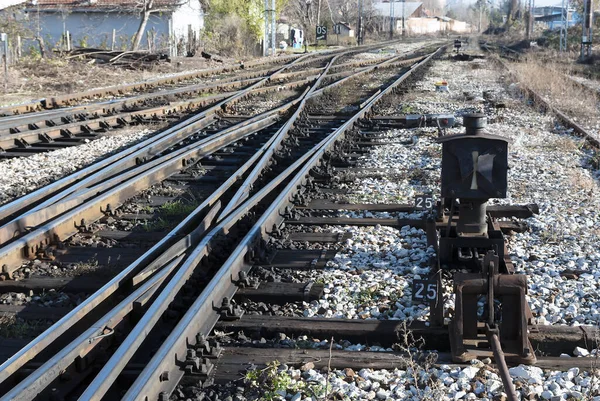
[480,42,600,148]
[0,41,443,400]
[0,43,427,157]
[2,38,596,401]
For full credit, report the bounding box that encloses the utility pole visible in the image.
[264,0,269,56]
[559,0,568,53]
[1,33,8,92]
[390,0,395,39]
[580,0,593,59]
[402,0,406,36]
[357,0,363,45]
[271,0,276,56]
[264,0,276,56]
[479,0,482,32]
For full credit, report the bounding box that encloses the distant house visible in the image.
[333,22,354,37]
[276,18,304,48]
[372,1,425,34]
[407,16,472,34]
[15,0,203,55]
[533,5,579,30]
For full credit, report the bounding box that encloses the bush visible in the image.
[204,14,261,58]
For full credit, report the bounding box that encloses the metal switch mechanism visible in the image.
[436,114,536,367]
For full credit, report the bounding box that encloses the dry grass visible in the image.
[0,55,229,107]
[510,58,599,122]
[0,314,53,339]
[569,169,597,193]
[549,135,581,152]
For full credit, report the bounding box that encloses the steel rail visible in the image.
[0,43,406,220]
[0,41,399,146]
[0,70,269,126]
[0,54,305,116]
[0,87,309,239]
[0,38,404,118]
[0,75,314,154]
[0,40,382,116]
[129,116,294,287]
[0,109,289,384]
[217,46,437,219]
[0,53,313,226]
[217,53,344,220]
[0,95,229,152]
[121,46,445,401]
[110,120,333,401]
[0,77,261,134]
[0,41,414,394]
[0,105,286,246]
[0,110,283,275]
[0,62,327,138]
[309,53,426,99]
[1,253,185,401]
[74,108,321,400]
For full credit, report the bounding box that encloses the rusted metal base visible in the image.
[439,219,508,271]
[449,321,537,365]
[451,256,535,365]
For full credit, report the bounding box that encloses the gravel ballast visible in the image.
[0,128,153,205]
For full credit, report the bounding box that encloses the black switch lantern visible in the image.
[438,113,510,236]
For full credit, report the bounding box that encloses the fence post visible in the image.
[16,35,21,60]
[1,33,8,91]
[111,28,116,51]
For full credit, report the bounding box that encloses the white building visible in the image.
[17,0,203,55]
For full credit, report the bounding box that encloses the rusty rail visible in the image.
[0,39,406,116]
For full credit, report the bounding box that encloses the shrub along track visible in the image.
[0,41,442,401]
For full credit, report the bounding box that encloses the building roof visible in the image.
[25,0,186,10]
[335,21,352,29]
[373,1,423,19]
[0,0,28,10]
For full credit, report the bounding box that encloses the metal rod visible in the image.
[489,332,519,401]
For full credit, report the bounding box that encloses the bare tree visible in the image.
[283,0,379,42]
[131,0,181,51]
[505,0,517,28]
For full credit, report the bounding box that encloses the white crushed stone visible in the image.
[0,129,153,205]
[237,358,600,401]
[299,224,434,321]
[330,54,600,327]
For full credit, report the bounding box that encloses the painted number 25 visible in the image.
[412,280,437,302]
[415,195,434,210]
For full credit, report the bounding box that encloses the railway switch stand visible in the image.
[454,39,463,53]
[436,113,536,367]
